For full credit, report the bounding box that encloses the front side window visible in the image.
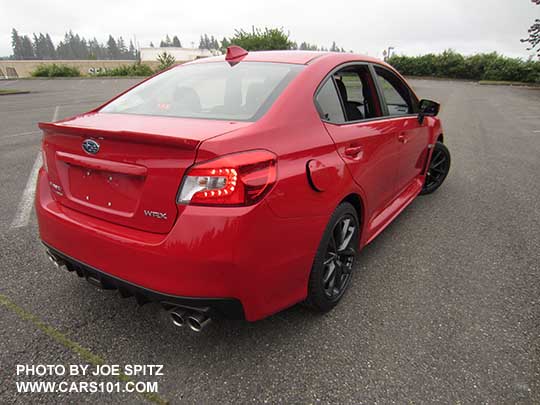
[374,67,416,116]
[101,62,303,121]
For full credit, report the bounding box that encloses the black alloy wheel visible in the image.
[421,141,451,195]
[305,202,359,312]
[322,215,356,299]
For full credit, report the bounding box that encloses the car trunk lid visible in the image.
[39,112,251,233]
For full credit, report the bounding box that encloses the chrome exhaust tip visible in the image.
[169,308,188,328]
[187,312,211,332]
[46,250,65,269]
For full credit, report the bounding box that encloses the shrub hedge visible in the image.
[388,50,540,83]
[95,63,154,77]
[31,64,81,77]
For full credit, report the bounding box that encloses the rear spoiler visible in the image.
[38,121,200,150]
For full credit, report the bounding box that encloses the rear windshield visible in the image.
[100,62,303,121]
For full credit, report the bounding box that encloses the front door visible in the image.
[315,64,401,221]
[373,66,430,192]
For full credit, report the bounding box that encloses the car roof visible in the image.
[186,50,385,66]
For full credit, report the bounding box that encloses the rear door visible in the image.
[373,65,430,192]
[316,63,400,220]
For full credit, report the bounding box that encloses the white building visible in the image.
[140,47,218,62]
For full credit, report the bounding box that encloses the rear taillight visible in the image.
[177,150,277,206]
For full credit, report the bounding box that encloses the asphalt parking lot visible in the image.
[0,77,539,404]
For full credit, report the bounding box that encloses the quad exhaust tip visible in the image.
[169,308,211,332]
[46,250,66,269]
[187,312,211,332]
[169,308,188,328]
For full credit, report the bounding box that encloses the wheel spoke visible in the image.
[431,156,446,168]
[329,234,338,255]
[323,255,335,265]
[338,226,355,251]
[323,261,336,284]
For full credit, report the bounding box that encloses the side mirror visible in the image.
[418,99,440,124]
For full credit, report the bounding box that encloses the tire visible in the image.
[304,202,359,312]
[420,141,451,195]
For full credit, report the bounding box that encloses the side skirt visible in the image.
[364,176,424,246]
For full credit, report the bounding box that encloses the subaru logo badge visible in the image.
[82,139,100,155]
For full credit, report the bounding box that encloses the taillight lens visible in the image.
[41,147,48,174]
[177,150,277,206]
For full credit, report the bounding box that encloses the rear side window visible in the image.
[374,67,416,116]
[101,62,303,122]
[315,79,345,123]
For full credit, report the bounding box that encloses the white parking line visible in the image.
[9,153,43,229]
[534,130,540,133]
[9,106,59,229]
[1,131,40,139]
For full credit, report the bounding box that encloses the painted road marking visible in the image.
[1,130,40,139]
[0,293,168,405]
[9,152,42,229]
[9,106,59,229]
[534,130,540,133]
[52,105,59,121]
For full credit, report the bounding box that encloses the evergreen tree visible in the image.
[129,40,137,59]
[172,35,181,47]
[11,28,24,59]
[107,35,119,59]
[220,37,230,52]
[21,35,35,59]
[33,33,44,59]
[160,34,172,47]
[210,35,216,49]
[117,36,127,58]
[149,42,155,48]
[44,34,56,59]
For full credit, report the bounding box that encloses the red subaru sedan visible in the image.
[37,47,450,331]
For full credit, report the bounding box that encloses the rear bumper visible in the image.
[36,168,327,321]
[45,244,244,319]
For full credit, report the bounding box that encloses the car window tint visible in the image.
[100,62,303,122]
[375,67,414,116]
[333,65,380,121]
[315,79,345,123]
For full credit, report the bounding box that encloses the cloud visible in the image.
[1,0,538,58]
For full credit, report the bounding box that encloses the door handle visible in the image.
[398,133,408,144]
[344,146,363,158]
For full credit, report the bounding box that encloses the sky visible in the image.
[0,0,538,59]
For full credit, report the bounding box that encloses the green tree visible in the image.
[21,35,35,59]
[220,37,230,52]
[44,34,56,59]
[160,35,172,47]
[128,40,138,60]
[226,27,293,51]
[156,51,176,71]
[11,28,24,59]
[522,0,540,57]
[107,35,119,59]
[172,35,182,47]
